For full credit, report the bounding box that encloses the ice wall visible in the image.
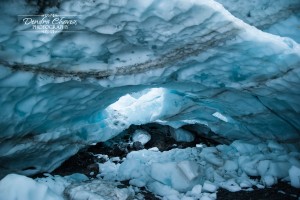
[0,0,299,177]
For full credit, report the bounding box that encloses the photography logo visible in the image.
[18,14,79,34]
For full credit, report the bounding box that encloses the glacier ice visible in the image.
[95,140,300,199]
[171,128,195,142]
[132,130,151,145]
[0,174,63,200]
[0,141,299,199]
[0,0,299,192]
[289,166,300,188]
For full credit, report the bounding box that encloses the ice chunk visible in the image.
[150,162,192,192]
[267,141,284,151]
[239,179,253,188]
[231,141,259,154]
[202,149,224,167]
[261,175,277,187]
[182,196,195,200]
[219,179,241,192]
[170,128,195,142]
[65,178,135,200]
[177,160,199,181]
[202,181,218,193]
[118,159,143,180]
[0,174,63,200]
[289,166,300,188]
[224,160,238,172]
[148,147,159,151]
[132,130,151,145]
[266,161,291,178]
[190,184,202,195]
[147,181,179,197]
[212,112,228,122]
[257,160,271,176]
[200,196,213,200]
[238,156,259,176]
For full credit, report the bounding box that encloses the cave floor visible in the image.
[32,125,300,200]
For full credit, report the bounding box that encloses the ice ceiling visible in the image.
[0,0,299,177]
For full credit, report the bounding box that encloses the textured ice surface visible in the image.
[289,166,300,188]
[132,130,151,145]
[171,128,195,142]
[0,140,299,199]
[0,0,299,177]
[0,173,137,200]
[97,140,300,198]
[0,174,63,200]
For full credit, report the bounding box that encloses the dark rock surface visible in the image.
[217,181,300,200]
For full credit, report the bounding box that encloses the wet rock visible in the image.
[217,181,300,200]
[51,151,95,176]
[87,163,99,174]
[132,141,144,150]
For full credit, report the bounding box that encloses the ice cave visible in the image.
[0,0,300,199]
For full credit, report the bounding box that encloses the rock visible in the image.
[132,141,144,151]
[87,163,99,174]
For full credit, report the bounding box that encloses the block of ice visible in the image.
[219,179,241,192]
[170,128,195,142]
[150,162,192,192]
[177,160,199,181]
[261,175,277,187]
[132,130,151,145]
[190,185,202,195]
[202,181,218,193]
[257,160,271,176]
[0,174,63,200]
[201,148,224,167]
[147,181,179,197]
[289,166,300,188]
[65,179,135,200]
[224,160,238,172]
